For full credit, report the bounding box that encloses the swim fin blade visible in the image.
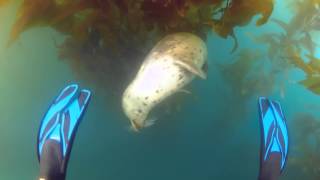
[258,97,289,174]
[37,84,91,172]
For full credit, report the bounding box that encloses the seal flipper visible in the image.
[37,85,91,179]
[130,120,142,132]
[258,97,289,179]
[177,89,192,94]
[173,60,207,79]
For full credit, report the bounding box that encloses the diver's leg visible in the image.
[39,140,65,180]
[258,153,281,180]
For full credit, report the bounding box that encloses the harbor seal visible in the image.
[122,32,208,131]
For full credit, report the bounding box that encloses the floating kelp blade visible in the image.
[299,76,320,95]
[8,0,275,47]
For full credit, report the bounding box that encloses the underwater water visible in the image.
[1,0,320,180]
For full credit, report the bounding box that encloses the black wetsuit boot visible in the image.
[39,140,66,180]
[258,153,281,180]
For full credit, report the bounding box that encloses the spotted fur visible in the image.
[122,32,208,131]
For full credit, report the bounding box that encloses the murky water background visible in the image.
[1,1,320,179]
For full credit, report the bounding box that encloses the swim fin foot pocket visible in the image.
[37,84,91,180]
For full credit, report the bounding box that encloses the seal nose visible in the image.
[130,120,142,132]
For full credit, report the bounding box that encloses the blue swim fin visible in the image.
[37,84,91,176]
[258,97,289,177]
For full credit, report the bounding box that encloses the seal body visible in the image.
[122,32,208,131]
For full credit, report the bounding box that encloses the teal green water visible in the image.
[1,1,320,179]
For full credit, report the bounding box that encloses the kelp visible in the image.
[290,113,320,179]
[5,0,275,106]
[298,54,320,94]
[8,0,275,51]
[203,0,274,52]
[253,0,320,95]
[219,49,274,97]
[250,23,313,73]
[0,0,9,6]
[206,0,273,37]
[9,0,274,43]
[217,49,275,127]
[8,0,112,46]
[299,75,320,95]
